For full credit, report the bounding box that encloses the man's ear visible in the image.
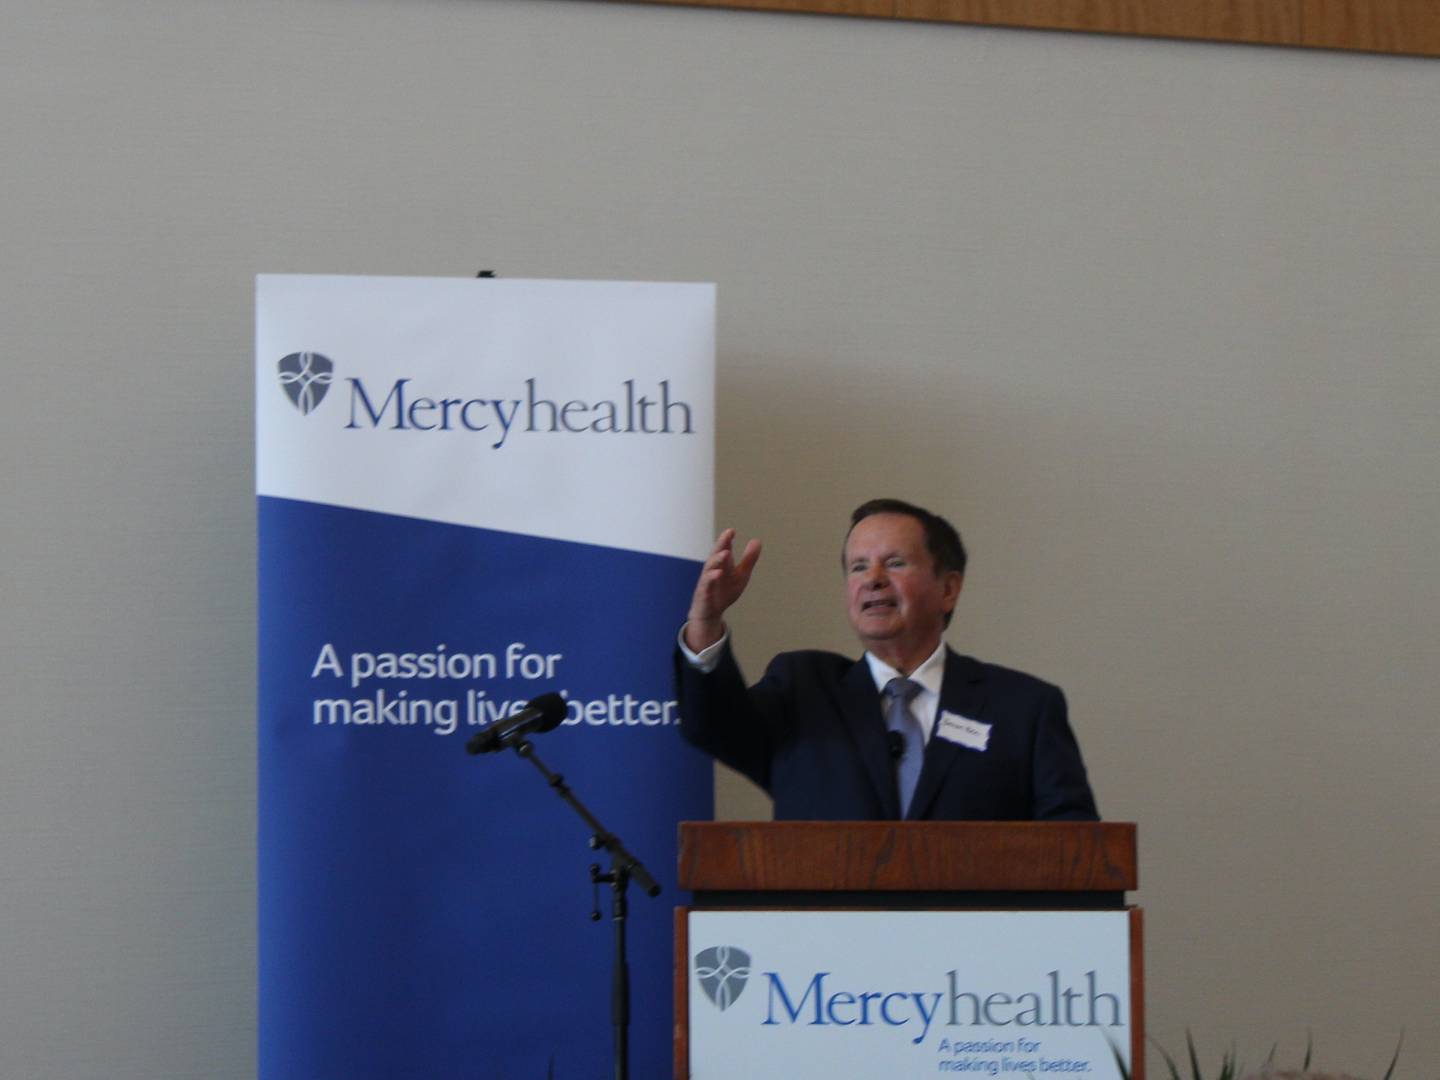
[943,572,964,612]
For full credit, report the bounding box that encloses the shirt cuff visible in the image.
[677,624,729,673]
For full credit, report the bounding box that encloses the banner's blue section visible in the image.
[258,496,711,1078]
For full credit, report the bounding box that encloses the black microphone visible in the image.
[886,731,905,761]
[465,692,568,754]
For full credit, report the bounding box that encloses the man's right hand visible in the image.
[683,528,762,653]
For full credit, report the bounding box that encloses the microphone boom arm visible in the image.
[510,737,661,899]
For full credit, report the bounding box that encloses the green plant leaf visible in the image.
[1220,1041,1238,1080]
[1380,1028,1404,1080]
[1105,1035,1132,1080]
[1187,1030,1203,1080]
[1150,1036,1183,1080]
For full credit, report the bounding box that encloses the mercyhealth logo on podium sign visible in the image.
[257,276,715,1080]
[688,911,1132,1078]
[694,945,754,1011]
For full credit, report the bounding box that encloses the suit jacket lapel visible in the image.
[907,649,989,820]
[839,660,901,819]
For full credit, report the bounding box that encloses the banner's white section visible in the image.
[256,275,715,560]
[688,910,1131,1078]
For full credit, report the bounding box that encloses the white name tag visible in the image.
[936,710,991,752]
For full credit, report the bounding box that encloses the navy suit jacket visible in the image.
[676,644,1097,821]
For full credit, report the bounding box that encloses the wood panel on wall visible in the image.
[626,0,1440,56]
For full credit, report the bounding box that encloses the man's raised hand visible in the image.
[683,528,762,653]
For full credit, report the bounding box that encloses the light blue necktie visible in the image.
[884,677,924,817]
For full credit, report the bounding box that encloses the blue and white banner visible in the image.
[257,275,715,1077]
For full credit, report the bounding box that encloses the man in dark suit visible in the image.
[676,498,1097,821]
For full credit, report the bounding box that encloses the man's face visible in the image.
[843,513,963,663]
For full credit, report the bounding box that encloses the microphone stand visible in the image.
[502,733,660,1080]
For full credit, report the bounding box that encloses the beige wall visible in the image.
[1,0,1435,1076]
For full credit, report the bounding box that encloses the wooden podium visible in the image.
[675,821,1141,1079]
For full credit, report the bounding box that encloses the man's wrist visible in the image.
[682,617,725,653]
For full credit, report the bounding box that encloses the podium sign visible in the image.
[687,910,1133,1078]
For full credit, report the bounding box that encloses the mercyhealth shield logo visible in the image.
[694,945,751,1012]
[278,352,334,415]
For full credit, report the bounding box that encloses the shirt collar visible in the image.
[864,641,947,698]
